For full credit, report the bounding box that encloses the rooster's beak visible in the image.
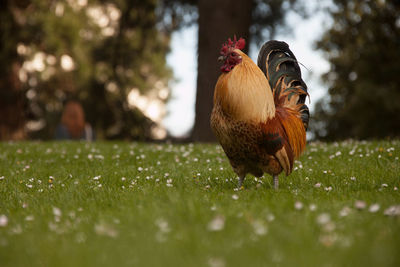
[218,56,225,62]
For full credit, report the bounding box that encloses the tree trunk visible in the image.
[0,62,26,140]
[191,0,253,142]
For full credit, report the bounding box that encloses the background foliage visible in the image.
[1,0,174,140]
[312,0,400,140]
[1,0,399,141]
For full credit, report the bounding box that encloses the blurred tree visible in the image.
[0,0,174,140]
[191,0,305,142]
[0,0,29,140]
[312,0,400,140]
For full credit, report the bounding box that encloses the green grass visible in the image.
[0,140,399,267]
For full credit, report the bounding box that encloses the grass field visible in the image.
[0,140,399,267]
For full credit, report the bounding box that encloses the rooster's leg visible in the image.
[238,175,245,189]
[273,175,279,189]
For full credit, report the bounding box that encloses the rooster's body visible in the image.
[210,38,309,189]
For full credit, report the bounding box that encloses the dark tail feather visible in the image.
[257,40,310,130]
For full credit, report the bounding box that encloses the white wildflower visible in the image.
[208,257,225,267]
[25,215,35,221]
[316,213,331,225]
[252,219,268,236]
[369,204,380,213]
[294,201,303,210]
[53,207,62,217]
[325,186,333,192]
[94,222,118,238]
[383,205,400,216]
[354,200,367,210]
[339,206,351,217]
[207,215,225,231]
[314,183,322,188]
[0,215,8,227]
[309,204,317,211]
[155,218,170,233]
[266,214,275,222]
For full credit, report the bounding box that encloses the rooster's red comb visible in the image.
[220,35,246,54]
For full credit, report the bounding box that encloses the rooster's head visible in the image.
[219,36,246,73]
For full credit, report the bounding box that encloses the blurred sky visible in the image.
[164,2,332,137]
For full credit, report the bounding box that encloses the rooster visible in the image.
[210,37,309,189]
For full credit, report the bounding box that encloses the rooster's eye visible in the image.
[231,52,237,57]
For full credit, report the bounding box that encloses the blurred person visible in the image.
[55,100,95,141]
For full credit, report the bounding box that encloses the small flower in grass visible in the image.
[383,205,400,216]
[314,183,321,188]
[155,218,170,233]
[316,213,331,225]
[232,194,239,200]
[53,207,62,220]
[25,215,34,221]
[138,167,143,172]
[0,176,4,180]
[339,206,351,217]
[166,179,173,187]
[252,219,268,236]
[350,176,356,181]
[94,222,118,238]
[0,215,8,227]
[93,175,101,181]
[369,204,380,213]
[266,214,275,222]
[381,183,388,188]
[294,201,303,210]
[121,177,126,181]
[355,200,367,210]
[325,186,332,192]
[208,257,225,267]
[207,215,225,231]
[309,204,317,211]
